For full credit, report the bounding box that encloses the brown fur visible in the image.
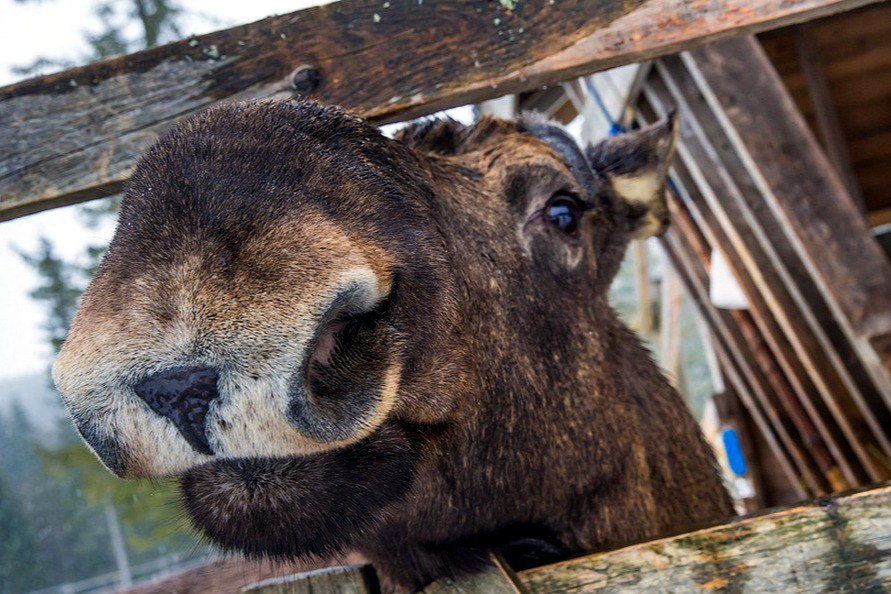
[54,99,732,591]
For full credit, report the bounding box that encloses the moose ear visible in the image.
[585,113,679,238]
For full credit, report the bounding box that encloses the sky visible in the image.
[0,0,331,380]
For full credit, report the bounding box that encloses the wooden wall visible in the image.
[760,3,891,225]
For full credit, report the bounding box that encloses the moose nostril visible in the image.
[134,366,219,456]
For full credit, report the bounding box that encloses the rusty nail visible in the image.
[290,65,321,93]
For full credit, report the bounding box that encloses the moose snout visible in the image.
[134,366,219,456]
[53,205,399,476]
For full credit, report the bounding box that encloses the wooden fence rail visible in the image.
[241,483,891,593]
[0,0,881,222]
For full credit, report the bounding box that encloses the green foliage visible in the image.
[37,438,192,550]
[0,402,39,484]
[0,406,116,589]
[0,395,203,590]
[15,238,86,353]
[0,473,40,594]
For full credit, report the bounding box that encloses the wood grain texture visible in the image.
[518,483,891,593]
[759,3,891,215]
[242,563,377,594]
[685,37,891,409]
[639,41,891,493]
[640,83,836,494]
[658,171,816,498]
[0,0,880,221]
[644,57,886,487]
[422,554,530,593]
[792,24,864,208]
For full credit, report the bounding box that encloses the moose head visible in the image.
[53,99,731,590]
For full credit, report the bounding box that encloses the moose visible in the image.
[53,99,733,591]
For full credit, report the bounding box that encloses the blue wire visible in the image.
[583,77,625,136]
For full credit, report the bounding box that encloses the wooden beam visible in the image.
[645,50,890,483]
[632,240,654,338]
[639,85,857,491]
[684,36,891,411]
[659,264,683,384]
[0,0,880,221]
[518,482,891,593]
[648,168,816,496]
[518,87,573,122]
[644,69,874,486]
[243,484,891,592]
[793,24,865,210]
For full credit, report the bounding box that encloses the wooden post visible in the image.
[632,240,654,338]
[659,264,683,384]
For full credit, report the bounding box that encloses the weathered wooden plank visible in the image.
[645,48,891,483]
[646,161,814,496]
[639,90,837,494]
[832,485,891,586]
[244,555,529,594]
[684,36,891,410]
[242,563,378,594]
[241,486,891,593]
[659,264,683,383]
[423,554,531,594]
[0,0,881,221]
[643,62,878,485]
[519,483,891,593]
[792,24,864,209]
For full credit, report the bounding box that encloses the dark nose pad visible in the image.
[135,366,219,456]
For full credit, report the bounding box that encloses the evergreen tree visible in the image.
[7,2,211,590]
[0,400,39,485]
[13,0,184,76]
[0,471,40,594]
[15,239,84,353]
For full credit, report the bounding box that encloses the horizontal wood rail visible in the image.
[0,0,881,222]
[242,483,891,592]
[519,482,891,593]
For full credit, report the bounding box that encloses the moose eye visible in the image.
[545,195,581,234]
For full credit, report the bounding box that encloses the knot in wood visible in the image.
[290,65,321,93]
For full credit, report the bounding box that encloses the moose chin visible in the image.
[53,99,733,591]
